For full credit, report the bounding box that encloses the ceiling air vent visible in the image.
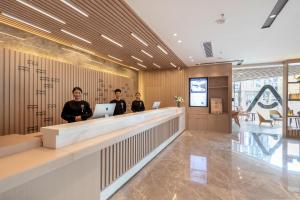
[203,41,213,57]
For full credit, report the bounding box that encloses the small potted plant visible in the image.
[174,96,184,107]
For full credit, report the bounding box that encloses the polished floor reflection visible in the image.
[233,120,282,136]
[110,130,300,200]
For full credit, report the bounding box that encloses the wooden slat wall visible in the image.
[0,47,136,135]
[99,117,179,191]
[139,70,186,110]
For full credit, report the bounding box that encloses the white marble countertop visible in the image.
[0,107,185,194]
[42,107,181,148]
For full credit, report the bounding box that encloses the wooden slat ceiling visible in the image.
[0,0,186,70]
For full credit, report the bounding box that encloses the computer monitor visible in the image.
[152,101,160,109]
[92,103,116,119]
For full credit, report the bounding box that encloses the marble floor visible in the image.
[233,120,282,136]
[110,130,300,200]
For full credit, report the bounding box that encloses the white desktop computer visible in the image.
[152,101,160,109]
[92,103,116,118]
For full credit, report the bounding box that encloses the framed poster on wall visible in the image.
[189,77,208,107]
[210,98,223,114]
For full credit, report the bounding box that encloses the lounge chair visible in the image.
[269,110,282,124]
[257,112,273,127]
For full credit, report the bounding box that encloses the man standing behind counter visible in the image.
[110,89,126,115]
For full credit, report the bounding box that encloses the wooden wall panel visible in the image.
[139,70,186,110]
[0,47,137,136]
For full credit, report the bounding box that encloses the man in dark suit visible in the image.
[110,89,126,115]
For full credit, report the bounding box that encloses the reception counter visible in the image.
[0,107,185,200]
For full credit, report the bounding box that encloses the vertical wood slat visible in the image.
[137,134,140,163]
[149,129,152,152]
[48,58,52,127]
[120,140,123,175]
[133,135,137,165]
[4,48,9,134]
[138,133,141,162]
[142,131,145,158]
[44,57,48,127]
[52,60,56,126]
[143,131,146,156]
[113,144,117,181]
[35,56,40,130]
[105,148,109,187]
[109,145,113,184]
[20,51,25,134]
[129,137,132,169]
[0,48,3,134]
[101,149,105,190]
[116,142,120,179]
[122,140,126,174]
[9,50,16,134]
[141,132,143,159]
[126,139,129,171]
[30,54,36,132]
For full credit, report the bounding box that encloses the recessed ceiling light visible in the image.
[131,33,148,46]
[141,50,153,58]
[173,33,177,37]
[60,0,88,17]
[170,62,177,68]
[131,55,143,62]
[157,45,168,54]
[153,63,161,68]
[2,12,51,33]
[101,35,123,47]
[72,45,95,55]
[0,31,25,40]
[24,44,47,51]
[108,55,122,62]
[129,66,139,71]
[62,47,88,57]
[61,29,91,43]
[188,56,193,59]
[68,45,95,55]
[137,63,147,69]
[88,59,102,65]
[269,14,277,18]
[177,40,182,43]
[17,0,65,24]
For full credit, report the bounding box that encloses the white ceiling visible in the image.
[126,0,300,66]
